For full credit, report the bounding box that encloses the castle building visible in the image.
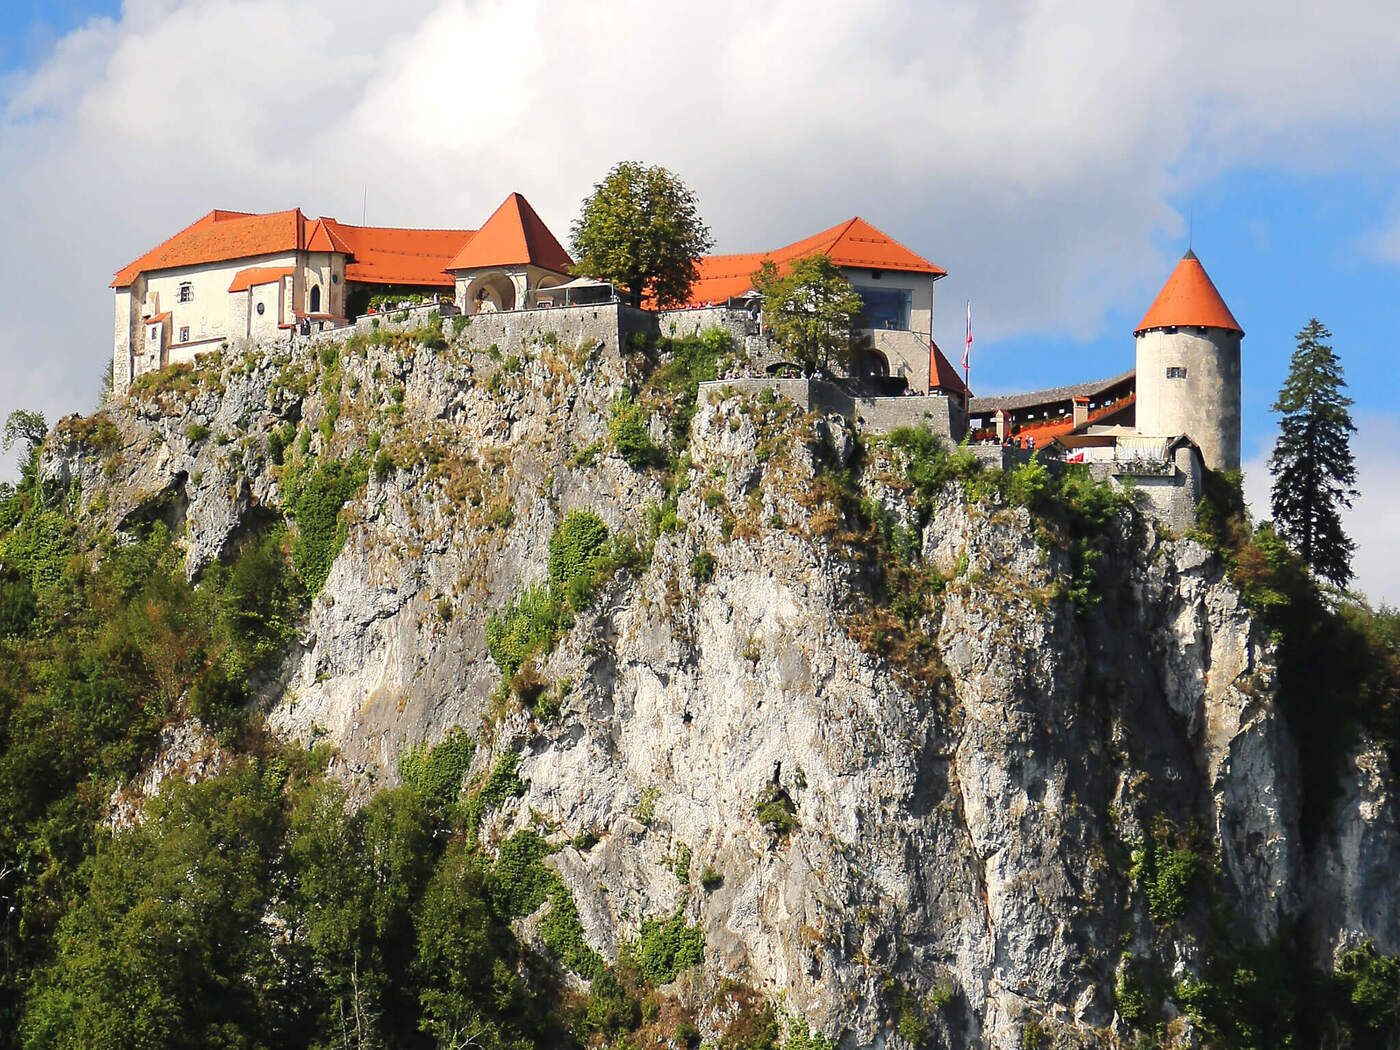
[110,193,574,394]
[110,200,963,398]
[109,194,1241,513]
[959,250,1243,530]
[1130,250,1244,473]
[679,217,965,397]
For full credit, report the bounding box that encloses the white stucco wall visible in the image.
[114,250,350,392]
[112,289,135,393]
[249,280,284,342]
[138,252,298,351]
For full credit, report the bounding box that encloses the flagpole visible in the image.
[963,300,972,418]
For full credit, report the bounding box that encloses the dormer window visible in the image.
[178,282,193,303]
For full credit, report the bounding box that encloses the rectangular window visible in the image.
[179,326,190,343]
[854,287,912,331]
[1165,366,1188,379]
[149,327,158,341]
[178,282,193,303]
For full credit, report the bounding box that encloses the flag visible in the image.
[962,301,972,370]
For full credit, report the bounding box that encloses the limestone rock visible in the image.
[41,326,1399,1050]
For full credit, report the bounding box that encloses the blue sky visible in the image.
[0,1,119,77]
[987,167,1399,463]
[1,0,1397,601]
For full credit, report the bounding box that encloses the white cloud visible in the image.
[1244,412,1400,607]
[2,0,1400,594]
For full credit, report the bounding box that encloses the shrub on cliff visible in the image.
[399,728,476,812]
[284,453,368,595]
[548,509,610,596]
[624,911,705,986]
[486,583,562,679]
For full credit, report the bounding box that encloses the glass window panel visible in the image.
[854,287,911,331]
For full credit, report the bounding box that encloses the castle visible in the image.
[110,194,1243,527]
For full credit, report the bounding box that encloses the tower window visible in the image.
[179,326,190,343]
[854,287,911,331]
[1166,366,1188,379]
[178,282,193,303]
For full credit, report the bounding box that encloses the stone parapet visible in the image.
[697,377,965,438]
[305,300,656,359]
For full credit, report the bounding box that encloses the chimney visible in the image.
[994,409,1008,442]
[1072,396,1090,429]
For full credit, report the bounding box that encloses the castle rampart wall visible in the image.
[308,300,656,360]
[697,378,963,438]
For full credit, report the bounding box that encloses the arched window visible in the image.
[309,285,321,314]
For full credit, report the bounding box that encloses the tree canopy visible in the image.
[1268,318,1358,588]
[751,254,865,374]
[569,162,713,309]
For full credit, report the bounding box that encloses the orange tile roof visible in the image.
[145,312,170,324]
[113,209,304,287]
[1010,394,1136,446]
[320,219,472,288]
[305,218,354,255]
[228,266,294,292]
[1135,251,1243,336]
[929,340,970,397]
[682,217,945,306]
[446,193,573,273]
[114,208,475,290]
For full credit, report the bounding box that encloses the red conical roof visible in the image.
[1134,250,1242,336]
[446,192,573,273]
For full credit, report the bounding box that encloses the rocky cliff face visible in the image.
[43,325,1400,1049]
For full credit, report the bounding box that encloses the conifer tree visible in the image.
[1268,318,1358,588]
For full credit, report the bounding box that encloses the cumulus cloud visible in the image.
[2,0,1399,591]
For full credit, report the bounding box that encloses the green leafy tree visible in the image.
[570,162,713,309]
[3,409,47,494]
[752,254,864,373]
[1268,318,1357,588]
[22,764,286,1049]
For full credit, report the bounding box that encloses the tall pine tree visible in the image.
[1268,318,1358,588]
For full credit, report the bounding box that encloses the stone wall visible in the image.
[1088,444,1202,535]
[308,300,655,360]
[697,377,965,438]
[656,306,756,345]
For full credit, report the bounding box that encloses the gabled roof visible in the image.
[683,217,946,306]
[305,218,354,255]
[968,369,1137,415]
[228,266,295,292]
[446,193,573,274]
[113,208,475,290]
[113,209,305,287]
[1009,393,1137,448]
[1135,250,1243,336]
[929,340,970,397]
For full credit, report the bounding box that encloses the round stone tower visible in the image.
[1133,250,1244,472]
